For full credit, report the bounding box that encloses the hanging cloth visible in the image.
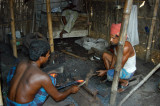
[127,5,139,46]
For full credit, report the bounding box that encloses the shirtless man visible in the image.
[7,40,79,105]
[96,23,136,92]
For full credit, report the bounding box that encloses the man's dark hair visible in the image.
[29,40,50,61]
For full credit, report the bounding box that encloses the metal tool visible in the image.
[78,81,86,87]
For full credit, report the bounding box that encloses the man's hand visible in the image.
[71,86,79,93]
[96,70,107,77]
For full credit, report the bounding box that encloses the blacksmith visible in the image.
[7,40,79,105]
[97,23,136,92]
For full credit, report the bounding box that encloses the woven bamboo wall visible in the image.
[0,0,34,42]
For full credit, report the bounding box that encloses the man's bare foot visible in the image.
[118,88,125,93]
[60,30,67,39]
[60,31,63,39]
[121,80,129,86]
[118,81,129,93]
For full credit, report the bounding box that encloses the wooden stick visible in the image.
[10,0,18,58]
[145,0,159,62]
[109,0,133,106]
[118,63,160,106]
[61,50,87,61]
[0,82,3,106]
[46,0,54,52]
[138,16,159,20]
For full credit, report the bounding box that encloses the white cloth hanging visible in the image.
[127,5,139,46]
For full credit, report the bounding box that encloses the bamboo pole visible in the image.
[118,63,160,106]
[0,81,3,105]
[32,0,36,33]
[46,0,54,52]
[10,0,18,58]
[145,0,159,62]
[109,0,133,105]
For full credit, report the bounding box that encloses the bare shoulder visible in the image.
[124,41,130,51]
[35,70,51,83]
[124,41,134,56]
[124,41,133,49]
[16,60,29,72]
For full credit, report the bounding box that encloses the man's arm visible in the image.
[121,44,130,68]
[110,54,116,69]
[41,74,79,101]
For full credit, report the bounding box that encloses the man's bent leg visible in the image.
[63,10,78,33]
[102,53,114,70]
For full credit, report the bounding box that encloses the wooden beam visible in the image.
[145,0,159,62]
[46,0,54,52]
[92,0,143,3]
[109,0,133,105]
[10,0,18,58]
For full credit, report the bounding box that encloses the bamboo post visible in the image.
[0,81,3,105]
[46,0,54,52]
[145,0,159,62]
[119,63,160,106]
[10,0,18,58]
[31,0,36,33]
[109,0,133,106]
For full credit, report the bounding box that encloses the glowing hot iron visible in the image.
[57,80,84,90]
[50,73,57,77]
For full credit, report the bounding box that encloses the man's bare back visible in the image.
[8,61,50,103]
[7,40,79,105]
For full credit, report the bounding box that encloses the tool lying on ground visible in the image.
[61,50,87,61]
[57,80,85,90]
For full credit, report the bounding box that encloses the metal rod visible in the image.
[109,0,133,105]
[145,0,159,62]
[57,81,80,90]
[78,81,86,87]
[119,63,160,106]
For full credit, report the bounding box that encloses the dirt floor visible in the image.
[0,37,160,106]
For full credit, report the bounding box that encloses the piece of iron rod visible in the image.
[78,81,86,87]
[57,81,78,90]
